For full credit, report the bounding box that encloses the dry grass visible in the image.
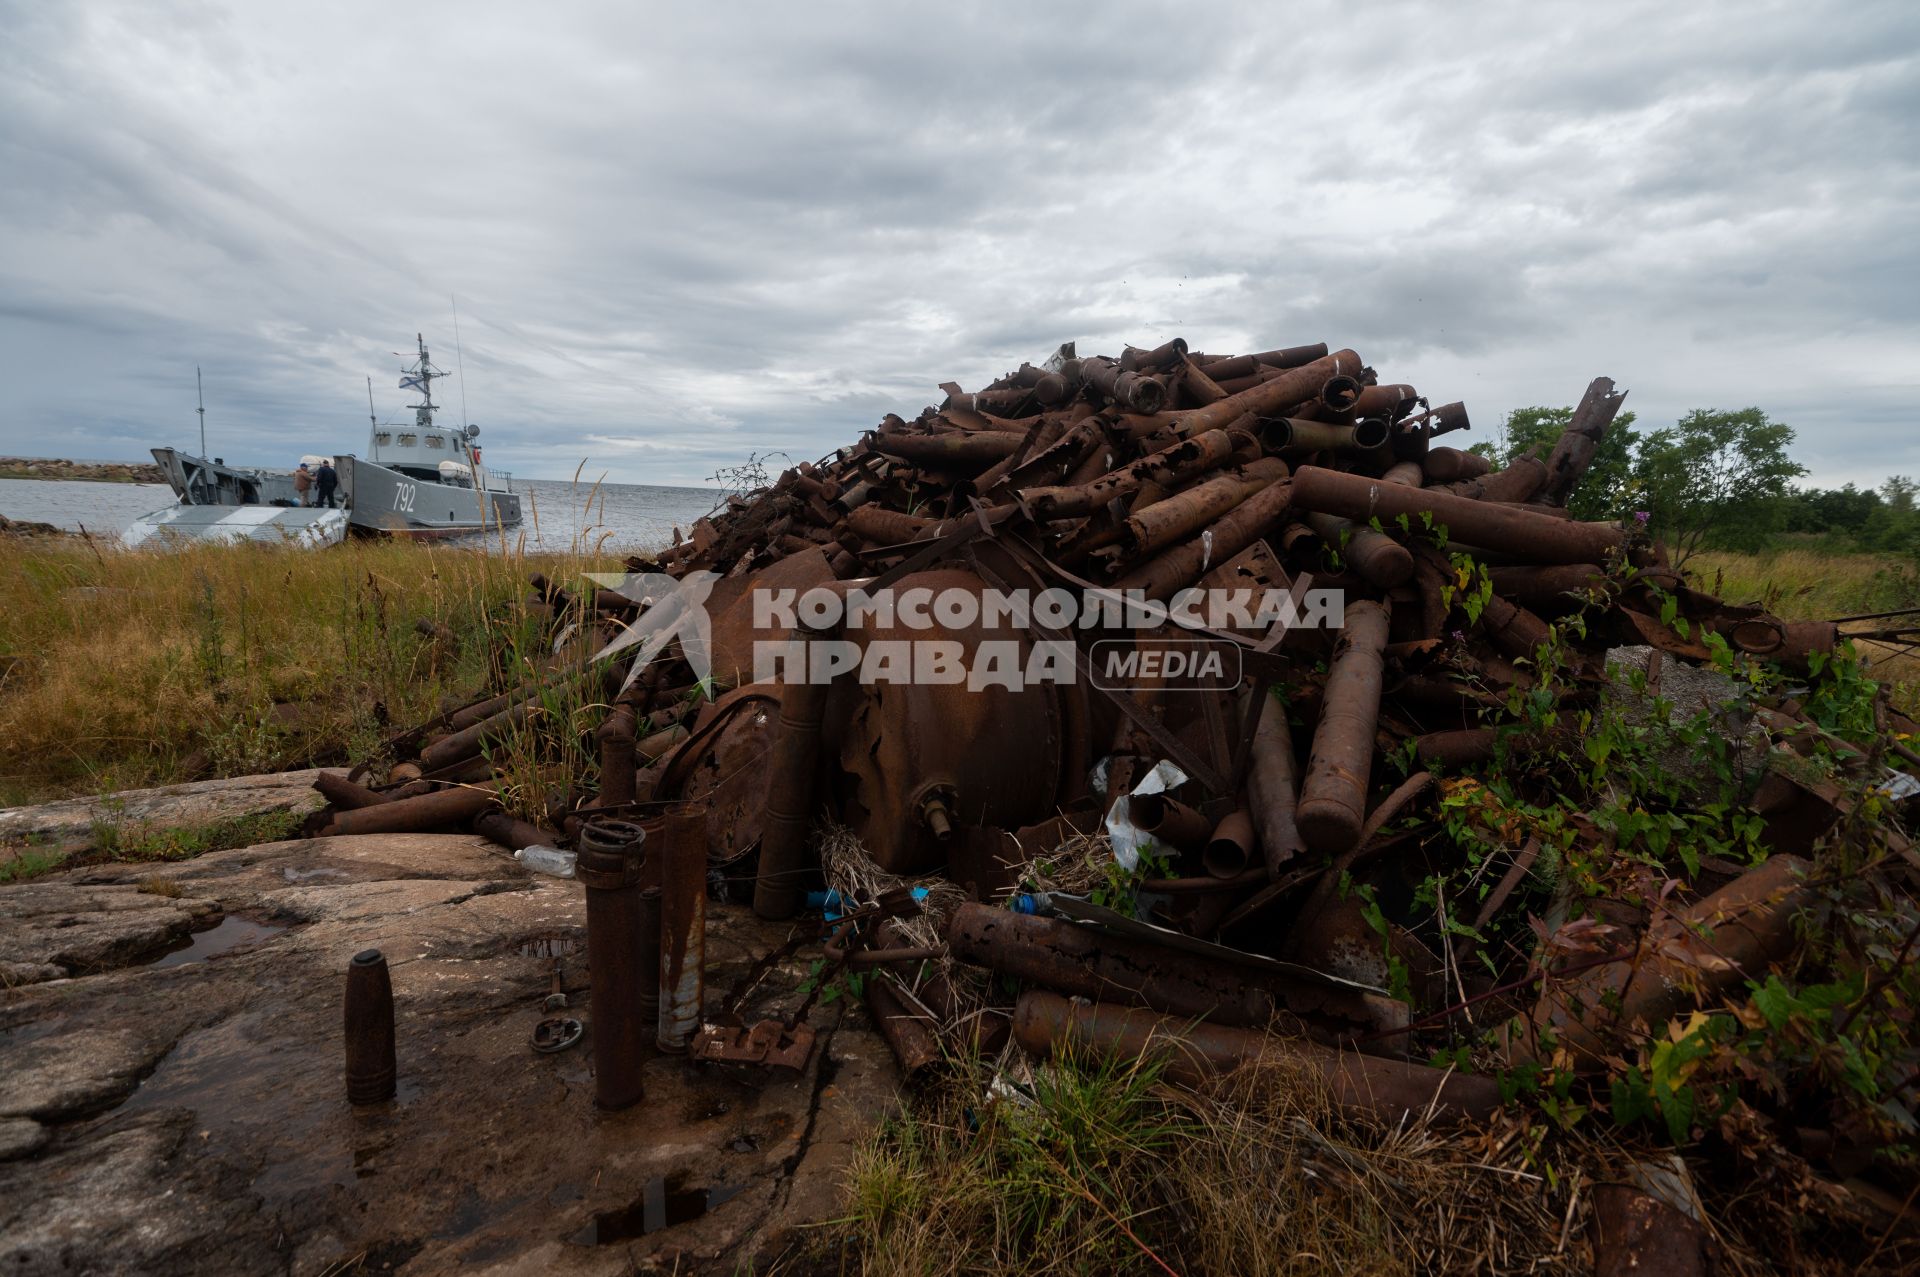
[0,537,621,805]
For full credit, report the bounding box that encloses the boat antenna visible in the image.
[450,294,471,434]
[366,376,377,435]
[196,366,206,456]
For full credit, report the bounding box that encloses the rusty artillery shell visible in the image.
[847,505,939,545]
[1012,992,1501,1125]
[1380,459,1425,487]
[420,699,534,771]
[1166,349,1365,438]
[1352,383,1418,419]
[1202,809,1256,879]
[868,432,1023,470]
[1292,465,1623,564]
[1120,337,1189,372]
[315,772,390,810]
[755,625,834,921]
[1248,692,1306,873]
[1306,512,1413,589]
[657,803,708,1053]
[1516,855,1816,1071]
[1420,446,1492,483]
[1296,599,1390,854]
[473,810,552,852]
[1452,454,1548,504]
[597,704,637,809]
[1128,792,1214,853]
[1114,478,1295,602]
[578,818,649,1109]
[1261,416,1390,455]
[866,975,943,1080]
[1079,355,1167,414]
[344,949,397,1104]
[1485,563,1609,607]
[1120,458,1288,557]
[326,783,498,836]
[1018,428,1235,520]
[1478,594,1553,661]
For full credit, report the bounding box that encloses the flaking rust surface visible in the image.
[0,832,900,1275]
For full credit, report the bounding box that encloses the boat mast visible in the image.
[366,377,377,450]
[399,333,442,432]
[196,366,206,456]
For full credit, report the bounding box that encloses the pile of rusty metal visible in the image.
[314,337,1919,1160]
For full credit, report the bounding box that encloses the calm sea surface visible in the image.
[0,475,720,554]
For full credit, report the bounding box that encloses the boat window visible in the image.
[397,433,417,447]
[375,432,392,446]
[425,434,444,449]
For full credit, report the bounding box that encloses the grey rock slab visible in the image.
[0,882,221,978]
[0,1026,175,1120]
[0,767,345,856]
[0,1116,48,1160]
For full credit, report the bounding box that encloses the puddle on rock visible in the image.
[570,1175,745,1245]
[146,916,288,968]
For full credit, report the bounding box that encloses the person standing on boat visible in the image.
[293,463,313,506]
[315,460,338,509]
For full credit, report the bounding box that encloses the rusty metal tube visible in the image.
[1202,809,1256,879]
[1262,417,1390,454]
[1453,455,1548,504]
[1296,599,1390,854]
[1292,465,1623,564]
[1079,356,1167,413]
[315,773,390,810]
[848,505,939,544]
[1018,428,1235,519]
[1485,564,1609,607]
[1113,479,1294,601]
[325,784,498,836]
[1128,792,1214,853]
[1421,447,1492,483]
[420,699,533,771]
[597,704,637,809]
[1306,512,1413,589]
[1013,992,1501,1124]
[344,949,397,1104]
[868,432,1023,469]
[1167,350,1365,437]
[1121,458,1288,556]
[1352,383,1418,418]
[657,803,708,1052]
[578,819,649,1107]
[636,885,662,1030]
[472,810,552,852]
[1249,693,1306,873]
[755,627,833,921]
[866,975,944,1080]
[1539,376,1628,507]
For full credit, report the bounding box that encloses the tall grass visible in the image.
[0,537,623,805]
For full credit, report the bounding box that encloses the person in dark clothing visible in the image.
[315,461,339,508]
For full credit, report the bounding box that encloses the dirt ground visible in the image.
[0,830,899,1274]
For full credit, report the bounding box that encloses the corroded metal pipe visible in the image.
[1012,992,1501,1124]
[866,975,944,1080]
[1167,350,1366,438]
[1018,428,1235,519]
[1120,458,1288,556]
[1421,447,1492,483]
[344,949,397,1104]
[315,773,389,810]
[657,803,708,1052]
[1113,479,1294,601]
[596,704,637,809]
[1306,512,1413,589]
[1296,599,1390,853]
[1128,792,1214,853]
[1202,809,1256,879]
[1078,356,1167,414]
[848,505,939,544]
[755,626,834,920]
[1352,383,1418,419]
[1453,455,1548,504]
[472,810,552,852]
[1485,564,1609,607]
[1248,692,1306,873]
[578,818,649,1107]
[1539,376,1628,507]
[1292,466,1623,564]
[1261,416,1390,454]
[325,784,498,836]
[1514,855,1816,1070]
[868,432,1023,469]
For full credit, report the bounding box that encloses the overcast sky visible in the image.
[1,1,1915,489]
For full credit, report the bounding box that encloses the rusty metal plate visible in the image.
[679,696,777,866]
[689,1020,817,1072]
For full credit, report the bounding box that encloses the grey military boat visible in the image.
[337,334,522,538]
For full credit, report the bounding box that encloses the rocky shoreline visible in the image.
[0,456,165,484]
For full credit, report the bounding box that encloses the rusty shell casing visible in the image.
[473,810,552,853]
[1351,383,1418,419]
[636,886,662,1028]
[1517,855,1816,1071]
[1127,792,1214,853]
[1306,512,1414,589]
[1249,693,1306,873]
[865,975,944,1080]
[1296,599,1391,854]
[1018,428,1235,520]
[847,504,939,545]
[1202,809,1257,879]
[1078,356,1168,414]
[754,626,834,920]
[1260,416,1390,455]
[1478,594,1554,661]
[1120,337,1189,372]
[656,803,709,1052]
[1292,466,1622,564]
[344,949,397,1104]
[1484,564,1609,608]
[1252,342,1330,369]
[1420,447,1492,484]
[596,704,638,809]
[1121,458,1288,557]
[1539,377,1628,507]
[419,699,534,771]
[578,818,649,1109]
[326,784,498,836]
[1114,479,1295,602]
[1379,460,1425,487]
[1317,374,1362,413]
[1451,454,1548,504]
[1410,727,1499,770]
[315,772,390,810]
[1012,992,1501,1125]
[1164,350,1365,438]
[867,432,1023,471]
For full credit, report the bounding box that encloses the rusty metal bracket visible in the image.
[690,1019,817,1071]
